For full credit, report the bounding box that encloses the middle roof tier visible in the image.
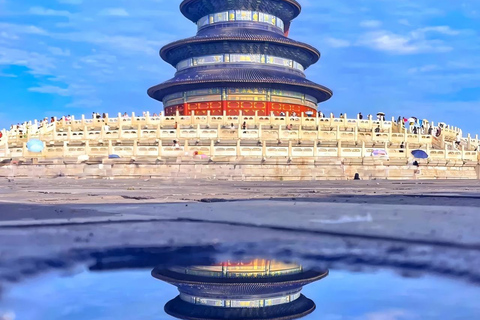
[160,27,321,69]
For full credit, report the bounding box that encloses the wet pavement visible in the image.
[1,250,479,320]
[0,179,479,319]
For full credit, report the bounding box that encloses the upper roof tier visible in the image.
[180,0,302,24]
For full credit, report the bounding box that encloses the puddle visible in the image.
[1,254,479,320]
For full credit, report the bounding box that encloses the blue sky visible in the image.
[0,0,479,134]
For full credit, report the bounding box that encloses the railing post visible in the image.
[63,141,68,158]
[100,124,105,140]
[237,139,242,158]
[118,124,123,139]
[137,124,142,140]
[288,140,293,159]
[210,139,215,157]
[196,124,201,139]
[22,142,27,157]
[84,140,90,156]
[132,140,138,158]
[262,140,267,159]
[157,140,163,159]
[337,140,342,157]
[108,139,113,155]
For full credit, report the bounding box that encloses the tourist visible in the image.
[280,112,285,116]
[318,110,323,118]
[242,122,247,130]
[153,113,158,117]
[292,112,297,117]
[358,112,363,120]
[173,140,180,148]
[456,134,461,147]
[102,113,107,119]
[400,142,405,153]
[174,122,178,129]
[436,127,442,137]
[375,126,381,133]
[428,126,433,136]
[340,113,344,119]
[230,123,235,130]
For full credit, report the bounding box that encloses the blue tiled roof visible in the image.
[180,0,302,23]
[148,66,332,102]
[161,28,320,68]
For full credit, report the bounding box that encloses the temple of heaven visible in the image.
[148,0,332,116]
[152,259,329,320]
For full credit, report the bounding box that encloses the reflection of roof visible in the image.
[164,294,315,320]
[148,67,332,103]
[180,0,302,24]
[152,267,328,298]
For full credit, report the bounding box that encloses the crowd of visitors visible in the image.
[2,110,470,152]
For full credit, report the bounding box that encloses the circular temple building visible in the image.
[148,0,332,117]
[152,259,328,320]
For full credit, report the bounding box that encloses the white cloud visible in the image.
[408,64,439,73]
[29,6,72,17]
[0,72,17,78]
[360,20,382,28]
[66,98,102,108]
[357,26,459,54]
[0,23,49,36]
[58,0,82,4]
[363,309,416,320]
[325,37,351,48]
[0,47,56,75]
[48,47,71,56]
[28,85,70,96]
[415,26,460,36]
[100,8,129,17]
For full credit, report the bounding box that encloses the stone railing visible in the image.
[1,112,478,163]
[2,139,478,163]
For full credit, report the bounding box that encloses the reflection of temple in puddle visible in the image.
[152,259,328,320]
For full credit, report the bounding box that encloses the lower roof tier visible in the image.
[148,67,332,103]
[161,28,320,68]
